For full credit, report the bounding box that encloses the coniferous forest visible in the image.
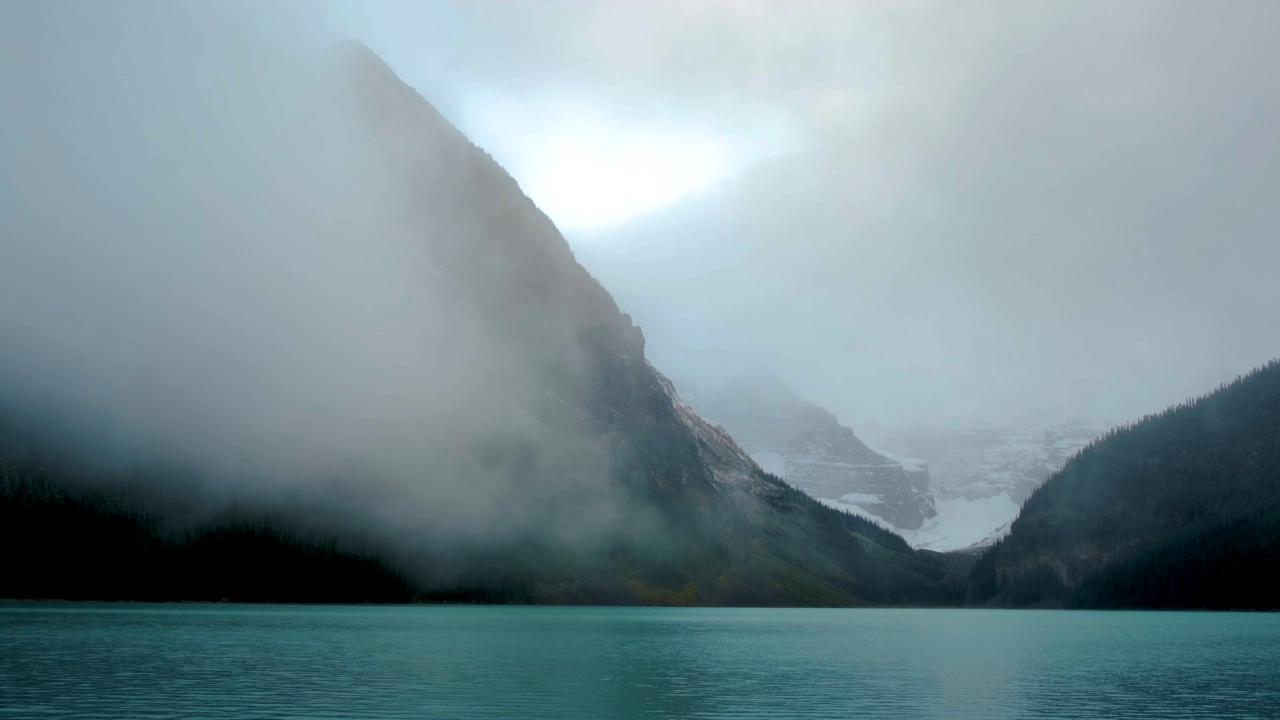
[0,417,416,603]
[969,359,1280,609]
[0,472,416,603]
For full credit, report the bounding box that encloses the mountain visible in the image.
[683,376,935,530]
[876,420,1106,505]
[870,420,1105,551]
[969,360,1280,609]
[0,42,964,606]
[682,377,1102,553]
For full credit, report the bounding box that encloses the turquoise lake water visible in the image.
[2,604,1278,719]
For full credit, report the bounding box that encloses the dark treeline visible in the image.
[970,359,1280,609]
[0,443,417,603]
[0,463,964,607]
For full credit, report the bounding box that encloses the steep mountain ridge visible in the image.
[344,43,961,605]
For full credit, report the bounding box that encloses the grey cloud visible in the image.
[563,1,1280,427]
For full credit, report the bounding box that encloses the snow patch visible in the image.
[899,492,1020,552]
[838,492,885,506]
[818,497,883,523]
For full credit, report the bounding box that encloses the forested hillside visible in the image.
[970,360,1280,609]
[0,452,415,603]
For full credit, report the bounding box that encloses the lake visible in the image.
[2,604,1278,719]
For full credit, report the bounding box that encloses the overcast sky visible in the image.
[325,0,1280,429]
[6,1,1279,433]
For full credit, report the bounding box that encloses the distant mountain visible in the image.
[684,376,935,530]
[0,43,965,606]
[684,378,1104,552]
[876,420,1105,505]
[871,420,1105,551]
[969,360,1280,609]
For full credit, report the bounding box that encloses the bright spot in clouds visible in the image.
[460,93,790,233]
[518,124,730,232]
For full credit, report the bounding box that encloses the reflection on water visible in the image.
[2,604,1278,719]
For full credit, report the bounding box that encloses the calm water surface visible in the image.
[2,604,1278,719]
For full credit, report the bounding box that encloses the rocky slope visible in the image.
[685,376,935,531]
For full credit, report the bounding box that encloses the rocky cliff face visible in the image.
[685,376,936,531]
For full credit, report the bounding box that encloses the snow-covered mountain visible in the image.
[869,420,1106,551]
[683,376,936,530]
[685,371,1104,552]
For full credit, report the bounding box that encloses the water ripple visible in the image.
[2,605,1278,719]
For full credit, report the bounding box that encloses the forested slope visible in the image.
[970,360,1280,609]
